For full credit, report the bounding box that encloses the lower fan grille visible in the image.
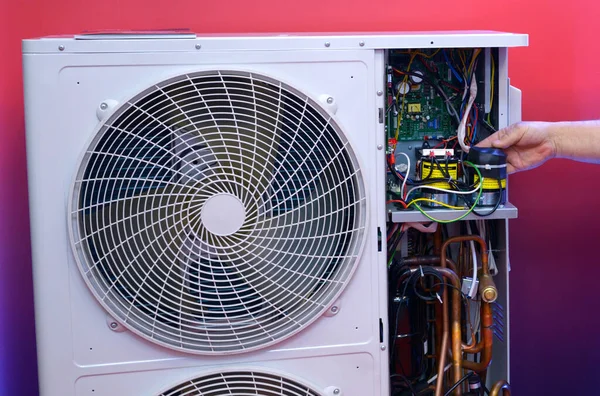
[158,370,322,396]
[69,69,367,354]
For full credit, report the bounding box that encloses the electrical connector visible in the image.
[461,277,479,299]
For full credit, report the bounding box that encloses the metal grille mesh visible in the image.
[69,70,367,354]
[158,370,322,396]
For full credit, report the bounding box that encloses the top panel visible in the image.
[22,30,528,53]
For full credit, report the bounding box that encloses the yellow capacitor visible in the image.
[407,103,421,113]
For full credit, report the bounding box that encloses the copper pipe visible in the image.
[440,237,493,395]
[441,235,489,273]
[433,227,442,255]
[401,255,456,373]
[462,300,493,372]
[441,237,495,371]
[490,380,511,396]
[401,255,457,272]
[407,266,461,396]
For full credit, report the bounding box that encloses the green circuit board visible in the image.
[386,50,464,142]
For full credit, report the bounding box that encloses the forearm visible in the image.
[548,120,600,163]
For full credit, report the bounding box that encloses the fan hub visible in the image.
[201,193,246,236]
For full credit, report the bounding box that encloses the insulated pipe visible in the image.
[489,380,511,396]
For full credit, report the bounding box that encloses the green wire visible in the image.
[388,250,397,267]
[411,160,483,224]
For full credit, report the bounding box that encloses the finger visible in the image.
[477,124,525,150]
[476,132,499,148]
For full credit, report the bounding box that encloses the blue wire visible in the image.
[471,106,478,143]
[443,50,463,83]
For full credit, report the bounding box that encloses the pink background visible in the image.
[2,1,599,394]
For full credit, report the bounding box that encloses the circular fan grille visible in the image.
[157,370,322,396]
[69,70,367,354]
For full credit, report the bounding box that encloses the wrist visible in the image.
[549,120,600,160]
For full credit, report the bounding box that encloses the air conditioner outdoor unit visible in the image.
[23,30,527,395]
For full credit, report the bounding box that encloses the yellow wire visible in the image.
[468,49,482,76]
[397,48,441,59]
[395,53,417,140]
[487,52,495,124]
[459,50,467,73]
[406,198,465,210]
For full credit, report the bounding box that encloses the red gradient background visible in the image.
[2,1,599,395]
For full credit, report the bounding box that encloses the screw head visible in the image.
[110,322,118,329]
[324,42,331,47]
[58,45,65,51]
[377,90,383,96]
[330,306,339,313]
[326,97,334,104]
[100,102,108,110]
[408,145,413,150]
[377,144,383,150]
[359,41,365,47]
[333,389,340,395]
[195,43,201,50]
[380,344,386,351]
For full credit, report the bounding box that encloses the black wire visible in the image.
[443,372,474,396]
[388,230,406,257]
[390,374,418,396]
[409,268,445,302]
[471,180,503,217]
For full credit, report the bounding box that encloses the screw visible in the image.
[100,102,108,110]
[377,145,383,150]
[333,389,340,395]
[195,44,201,50]
[376,90,383,96]
[408,145,412,150]
[110,322,118,329]
[330,306,339,313]
[324,42,331,47]
[359,41,365,47]
[326,97,334,104]
[380,344,386,351]
[58,45,65,51]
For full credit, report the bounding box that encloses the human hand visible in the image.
[476,122,557,174]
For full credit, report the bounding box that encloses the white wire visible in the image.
[457,76,478,153]
[404,180,482,201]
[403,222,438,234]
[466,222,478,299]
[396,151,411,199]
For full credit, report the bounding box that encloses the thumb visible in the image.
[476,126,522,150]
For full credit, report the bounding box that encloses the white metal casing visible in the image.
[22,31,528,396]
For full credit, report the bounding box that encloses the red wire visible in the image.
[387,199,408,209]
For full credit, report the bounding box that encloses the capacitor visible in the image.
[396,81,410,95]
[411,70,424,84]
